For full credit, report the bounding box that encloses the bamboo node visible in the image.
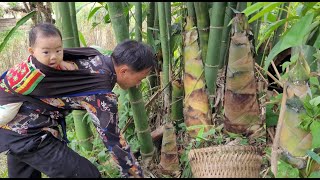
[140,147,155,157]
[209,26,224,29]
[112,13,124,19]
[136,127,151,134]
[62,37,75,40]
[205,63,219,68]
[199,27,210,31]
[130,99,144,104]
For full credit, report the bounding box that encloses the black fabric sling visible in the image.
[4,78,70,143]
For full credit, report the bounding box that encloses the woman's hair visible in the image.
[29,23,62,47]
[111,39,157,72]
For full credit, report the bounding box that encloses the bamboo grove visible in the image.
[2,1,319,178]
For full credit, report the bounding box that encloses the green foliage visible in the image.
[277,159,300,178]
[264,12,316,70]
[65,113,121,178]
[0,11,36,53]
[309,171,320,178]
[266,93,282,127]
[0,7,4,18]
[7,2,18,8]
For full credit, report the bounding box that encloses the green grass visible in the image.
[0,152,8,177]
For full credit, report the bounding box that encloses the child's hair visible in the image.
[29,23,62,47]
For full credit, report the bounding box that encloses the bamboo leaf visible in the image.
[257,16,298,51]
[264,13,315,70]
[104,13,111,23]
[277,159,300,178]
[306,150,320,164]
[78,31,87,47]
[242,2,266,17]
[248,2,284,23]
[310,121,320,148]
[196,127,205,141]
[310,77,320,86]
[89,45,112,55]
[266,105,278,127]
[308,171,320,178]
[76,2,94,14]
[304,20,320,43]
[301,2,317,16]
[87,6,103,20]
[0,11,36,53]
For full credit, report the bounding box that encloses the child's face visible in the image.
[28,35,63,69]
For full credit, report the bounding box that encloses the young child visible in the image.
[0,23,77,126]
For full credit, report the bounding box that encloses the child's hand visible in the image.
[59,61,78,70]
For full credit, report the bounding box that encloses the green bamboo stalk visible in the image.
[128,89,155,158]
[123,2,130,33]
[134,2,142,42]
[187,2,196,22]
[237,2,247,12]
[56,2,74,48]
[165,2,172,40]
[53,2,61,28]
[165,2,172,87]
[107,2,129,43]
[69,2,80,46]
[171,80,183,124]
[219,2,237,68]
[107,2,155,161]
[107,3,130,140]
[57,2,93,151]
[158,2,171,116]
[194,2,209,63]
[204,2,227,104]
[158,2,179,174]
[147,2,157,91]
[154,2,159,41]
[72,110,93,151]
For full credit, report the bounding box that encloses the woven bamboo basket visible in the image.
[188,145,262,178]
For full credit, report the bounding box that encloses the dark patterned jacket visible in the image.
[0,47,143,178]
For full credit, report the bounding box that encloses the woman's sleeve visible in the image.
[79,93,144,178]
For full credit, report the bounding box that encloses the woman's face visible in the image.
[116,66,151,90]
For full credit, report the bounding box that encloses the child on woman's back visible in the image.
[0,23,77,126]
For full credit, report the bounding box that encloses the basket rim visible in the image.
[188,145,262,156]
